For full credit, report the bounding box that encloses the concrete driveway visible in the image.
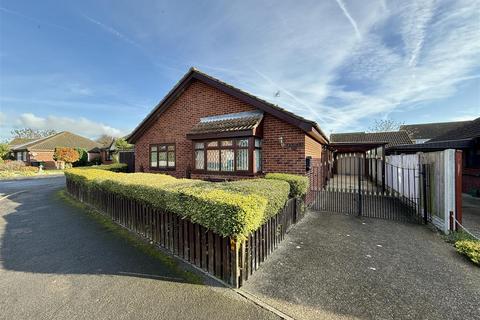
[240,211,480,320]
[462,193,480,238]
[0,177,278,320]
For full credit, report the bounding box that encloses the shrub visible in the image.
[0,143,11,160]
[73,148,89,167]
[54,147,80,167]
[80,163,128,172]
[455,240,480,265]
[265,173,309,198]
[64,169,291,239]
[0,160,26,171]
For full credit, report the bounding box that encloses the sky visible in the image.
[0,0,479,141]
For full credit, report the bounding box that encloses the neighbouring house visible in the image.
[329,131,413,154]
[127,68,329,180]
[400,120,471,144]
[8,137,36,149]
[88,139,117,164]
[10,131,101,169]
[388,117,480,194]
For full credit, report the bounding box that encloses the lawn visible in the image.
[0,168,64,180]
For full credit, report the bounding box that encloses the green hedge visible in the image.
[65,169,291,240]
[265,173,309,198]
[455,239,480,265]
[81,163,128,172]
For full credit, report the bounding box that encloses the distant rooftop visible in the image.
[330,131,413,148]
[428,117,480,142]
[400,120,471,140]
[11,131,101,151]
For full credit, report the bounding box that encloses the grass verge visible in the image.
[56,189,203,284]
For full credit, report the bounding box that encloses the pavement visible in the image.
[462,193,480,238]
[240,211,480,320]
[0,177,279,320]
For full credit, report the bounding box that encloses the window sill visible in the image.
[149,167,176,171]
[191,170,261,177]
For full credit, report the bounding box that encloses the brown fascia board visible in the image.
[128,68,329,144]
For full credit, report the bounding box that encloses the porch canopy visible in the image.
[329,142,387,153]
[186,110,264,140]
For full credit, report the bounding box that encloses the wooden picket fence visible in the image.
[66,178,304,287]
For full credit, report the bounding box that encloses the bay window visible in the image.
[194,137,262,174]
[150,143,175,169]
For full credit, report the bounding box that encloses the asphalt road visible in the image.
[0,177,279,320]
[241,211,480,320]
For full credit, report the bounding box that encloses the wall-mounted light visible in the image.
[279,136,285,148]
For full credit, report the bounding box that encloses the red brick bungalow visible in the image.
[127,68,329,180]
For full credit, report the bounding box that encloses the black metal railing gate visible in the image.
[307,153,431,224]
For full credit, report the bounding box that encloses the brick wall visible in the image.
[134,79,325,178]
[262,114,307,175]
[30,151,56,169]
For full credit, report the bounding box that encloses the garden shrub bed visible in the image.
[0,160,39,178]
[455,240,480,265]
[65,169,291,239]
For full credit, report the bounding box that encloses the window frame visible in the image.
[149,143,176,170]
[192,137,262,176]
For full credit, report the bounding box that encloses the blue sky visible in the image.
[0,0,479,140]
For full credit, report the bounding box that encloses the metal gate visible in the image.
[307,153,430,224]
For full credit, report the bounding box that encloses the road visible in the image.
[0,177,278,320]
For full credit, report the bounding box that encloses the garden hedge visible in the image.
[65,169,291,240]
[81,163,128,172]
[265,173,309,198]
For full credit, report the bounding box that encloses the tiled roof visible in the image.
[12,131,101,151]
[189,111,263,135]
[400,121,471,140]
[128,67,328,144]
[330,131,413,148]
[428,117,480,142]
[8,138,36,147]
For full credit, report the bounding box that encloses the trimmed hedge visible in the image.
[81,163,128,172]
[265,173,309,198]
[65,169,291,240]
[455,240,480,265]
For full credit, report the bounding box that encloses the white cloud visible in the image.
[334,0,362,40]
[15,113,125,138]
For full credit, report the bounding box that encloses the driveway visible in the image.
[462,193,480,238]
[240,211,480,320]
[0,177,278,320]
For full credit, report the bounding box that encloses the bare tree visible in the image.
[368,119,404,132]
[96,134,115,147]
[11,128,57,139]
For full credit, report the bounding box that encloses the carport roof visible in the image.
[329,142,387,153]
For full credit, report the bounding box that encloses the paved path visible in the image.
[241,211,480,320]
[0,177,278,320]
[462,193,480,238]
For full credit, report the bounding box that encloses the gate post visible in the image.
[358,156,362,216]
[421,164,428,224]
